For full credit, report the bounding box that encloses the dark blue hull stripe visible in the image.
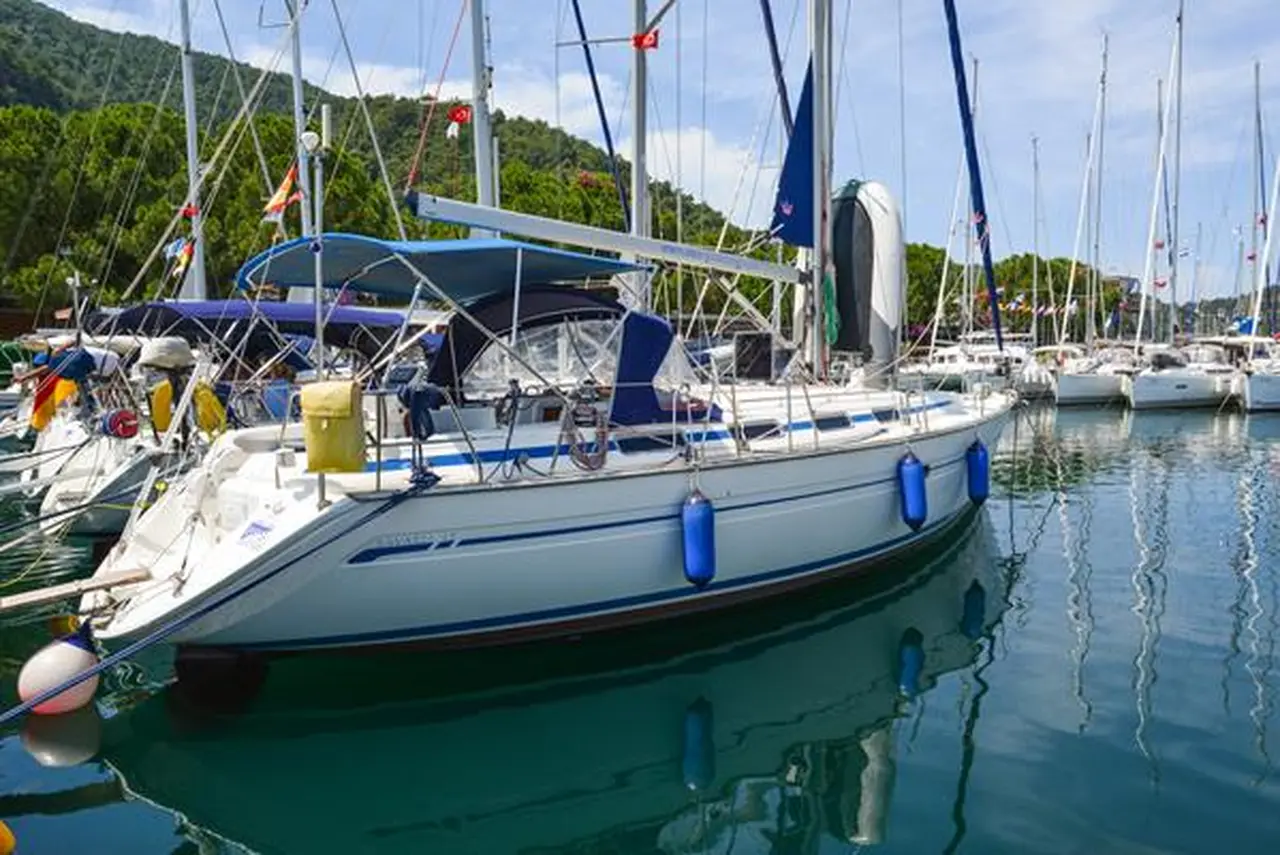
[347,450,962,565]
[239,509,970,650]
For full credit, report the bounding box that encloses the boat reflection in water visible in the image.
[99,516,1008,854]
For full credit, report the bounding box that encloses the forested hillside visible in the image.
[0,0,1112,334]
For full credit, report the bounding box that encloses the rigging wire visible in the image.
[832,0,864,175]
[84,18,183,299]
[327,0,408,240]
[417,0,441,99]
[712,0,798,250]
[32,29,130,324]
[98,66,180,291]
[114,24,294,304]
[896,0,908,234]
[675,0,683,321]
[406,0,469,190]
[212,0,275,194]
[1,0,130,292]
[700,0,708,206]
[553,0,568,222]
[91,18,177,234]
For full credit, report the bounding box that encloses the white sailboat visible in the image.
[77,0,1014,653]
[1238,63,1280,412]
[1054,37,1123,406]
[1123,4,1238,410]
[1125,341,1235,410]
[16,0,209,522]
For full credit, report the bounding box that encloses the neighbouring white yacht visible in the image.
[1054,344,1137,406]
[901,332,1029,393]
[1124,342,1237,410]
[1222,336,1280,412]
[37,300,414,538]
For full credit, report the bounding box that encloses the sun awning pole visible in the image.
[510,248,525,348]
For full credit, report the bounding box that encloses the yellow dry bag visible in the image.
[300,380,366,473]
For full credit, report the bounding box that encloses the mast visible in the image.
[942,0,1005,350]
[1058,43,1104,348]
[631,0,651,311]
[928,154,966,355]
[1090,35,1108,348]
[470,0,496,214]
[1134,26,1179,351]
[1032,135,1040,348]
[285,0,314,304]
[808,0,831,374]
[962,57,978,340]
[177,0,206,300]
[1168,0,1183,340]
[1249,151,1280,332]
[1251,60,1262,323]
[1188,221,1201,335]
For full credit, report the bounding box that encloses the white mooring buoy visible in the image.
[17,623,100,716]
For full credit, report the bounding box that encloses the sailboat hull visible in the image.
[1241,372,1280,412]
[1124,371,1231,410]
[39,441,160,537]
[89,400,1012,652]
[1055,372,1125,406]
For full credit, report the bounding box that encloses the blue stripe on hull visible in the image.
[349,449,963,565]
[238,507,972,651]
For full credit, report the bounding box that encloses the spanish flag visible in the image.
[262,164,303,224]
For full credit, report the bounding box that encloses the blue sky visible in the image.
[41,0,1280,299]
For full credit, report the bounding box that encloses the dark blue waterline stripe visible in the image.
[347,449,963,565]
[241,509,968,651]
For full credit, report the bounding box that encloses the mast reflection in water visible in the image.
[11,409,1280,853]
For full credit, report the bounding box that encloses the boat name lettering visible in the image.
[377,532,453,549]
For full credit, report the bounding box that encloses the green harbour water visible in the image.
[1,406,1280,853]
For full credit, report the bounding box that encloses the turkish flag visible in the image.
[632,29,659,50]
[446,104,473,125]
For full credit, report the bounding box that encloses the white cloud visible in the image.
[42,0,174,40]
[631,125,777,230]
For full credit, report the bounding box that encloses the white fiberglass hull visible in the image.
[89,393,1013,652]
[1241,371,1280,412]
[0,387,20,412]
[1124,371,1232,411]
[1054,372,1125,406]
[2,413,89,493]
[38,437,160,537]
